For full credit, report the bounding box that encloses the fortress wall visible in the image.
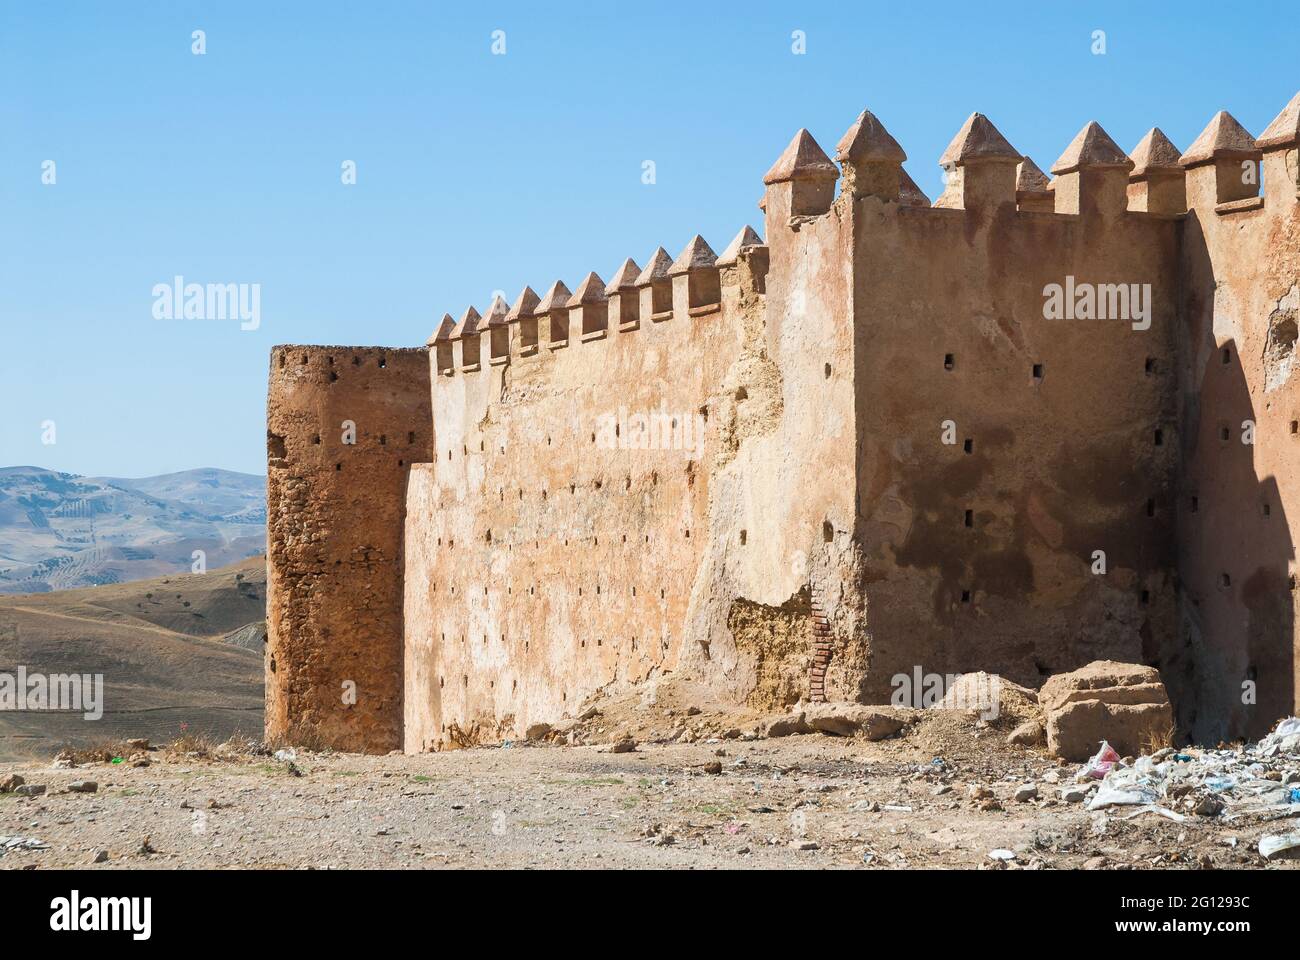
[1177,145,1300,740]
[848,194,1183,700]
[404,271,754,750]
[690,196,865,704]
[266,345,431,753]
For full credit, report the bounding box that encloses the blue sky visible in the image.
[1,1,1296,477]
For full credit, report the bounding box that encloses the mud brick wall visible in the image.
[1177,136,1300,741]
[845,186,1182,703]
[266,345,431,753]
[403,259,755,752]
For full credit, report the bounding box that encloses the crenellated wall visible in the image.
[269,91,1300,752]
[266,346,431,753]
[402,242,772,751]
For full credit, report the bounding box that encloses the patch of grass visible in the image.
[333,770,362,777]
[410,774,434,782]
[254,763,293,777]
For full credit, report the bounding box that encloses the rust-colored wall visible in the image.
[266,345,431,753]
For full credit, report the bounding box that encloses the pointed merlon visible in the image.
[450,305,481,340]
[505,285,540,321]
[716,225,764,266]
[1016,157,1052,193]
[763,129,839,184]
[668,235,718,276]
[635,247,674,286]
[534,281,573,314]
[1050,122,1134,175]
[1128,128,1183,178]
[604,258,642,295]
[1179,111,1261,166]
[566,272,608,307]
[483,293,510,327]
[938,113,1021,167]
[427,312,456,346]
[898,168,930,206]
[835,109,906,164]
[1258,91,1300,149]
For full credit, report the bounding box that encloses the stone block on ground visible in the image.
[1040,660,1173,761]
[803,702,906,740]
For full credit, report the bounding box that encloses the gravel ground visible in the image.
[2,726,1295,870]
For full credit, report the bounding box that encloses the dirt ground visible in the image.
[1,703,1294,870]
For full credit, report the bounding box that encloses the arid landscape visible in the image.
[0,559,264,761]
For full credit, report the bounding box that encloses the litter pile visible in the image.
[0,836,49,856]
[1079,717,1300,860]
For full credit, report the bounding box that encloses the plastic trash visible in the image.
[273,748,297,763]
[1089,783,1161,810]
[0,836,49,855]
[1082,741,1121,780]
[1259,831,1300,860]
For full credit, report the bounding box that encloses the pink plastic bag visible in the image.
[1083,741,1121,780]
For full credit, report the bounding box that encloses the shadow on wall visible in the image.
[1179,211,1296,742]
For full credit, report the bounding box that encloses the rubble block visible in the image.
[803,702,906,739]
[1040,661,1173,761]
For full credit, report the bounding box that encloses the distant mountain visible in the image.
[0,466,265,594]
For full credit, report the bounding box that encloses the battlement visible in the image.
[270,92,1300,754]
[430,229,770,382]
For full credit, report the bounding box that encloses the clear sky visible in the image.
[2,1,1296,477]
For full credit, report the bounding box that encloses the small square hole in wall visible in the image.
[740,530,747,545]
[1290,575,1297,591]
[823,521,833,543]
[1222,348,1231,365]
[944,353,955,371]
[1263,502,1271,518]
[1291,420,1298,435]
[1140,590,1150,605]
[1219,425,1230,442]
[1032,363,1044,382]
[1191,495,1199,513]
[1145,357,1157,375]
[964,509,973,528]
[963,438,973,455]
[1154,429,1163,446]
[960,590,971,603]
[1146,498,1155,518]
[1221,573,1231,588]
[824,363,832,379]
